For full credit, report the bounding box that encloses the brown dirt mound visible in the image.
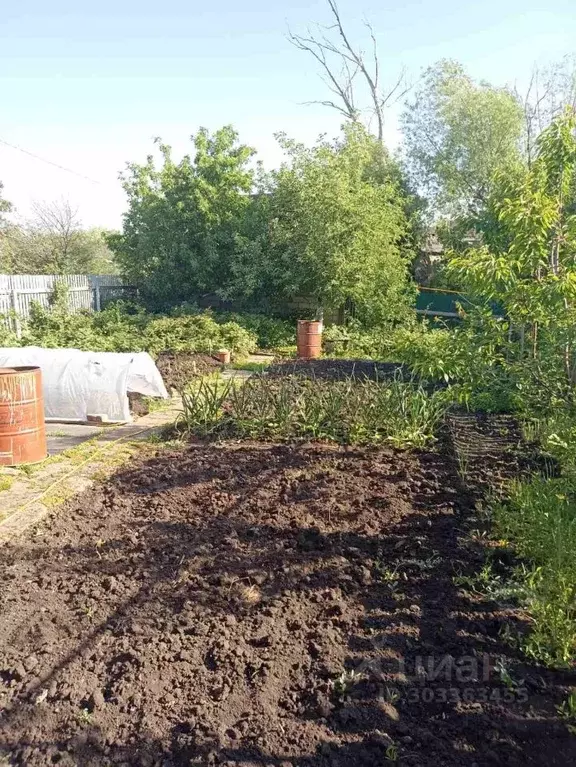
[127,392,150,418]
[0,443,574,766]
[156,351,222,392]
[267,358,406,382]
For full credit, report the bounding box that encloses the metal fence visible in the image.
[0,274,136,336]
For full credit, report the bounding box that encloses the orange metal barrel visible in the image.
[297,320,323,359]
[216,349,231,364]
[0,366,47,466]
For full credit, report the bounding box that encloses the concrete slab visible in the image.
[46,423,103,456]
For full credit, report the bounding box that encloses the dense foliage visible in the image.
[111,126,256,307]
[0,200,117,274]
[232,126,416,324]
[0,295,257,359]
[495,477,576,667]
[448,109,576,407]
[111,125,417,324]
[0,226,117,275]
[401,60,524,217]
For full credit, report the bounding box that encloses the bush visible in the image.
[169,304,296,350]
[0,317,23,347]
[7,301,257,359]
[213,312,296,350]
[326,325,389,359]
[140,315,256,358]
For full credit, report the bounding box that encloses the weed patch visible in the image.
[493,476,576,667]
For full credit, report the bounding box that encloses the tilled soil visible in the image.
[156,352,223,393]
[447,411,560,493]
[267,359,406,382]
[0,443,574,766]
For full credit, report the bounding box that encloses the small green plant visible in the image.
[454,561,525,603]
[0,475,14,492]
[178,376,235,437]
[557,690,576,721]
[383,685,400,705]
[494,657,523,691]
[400,555,442,571]
[455,451,471,482]
[77,708,92,725]
[333,669,364,700]
[385,743,399,762]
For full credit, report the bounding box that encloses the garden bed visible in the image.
[0,443,574,766]
[267,358,406,382]
[447,410,560,493]
[156,351,223,393]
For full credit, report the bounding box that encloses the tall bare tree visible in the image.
[288,0,408,142]
[515,55,576,165]
[0,198,117,274]
[29,198,81,272]
[26,198,83,273]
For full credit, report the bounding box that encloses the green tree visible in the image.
[232,125,415,325]
[448,108,576,399]
[401,60,524,216]
[0,180,13,269]
[111,126,255,306]
[0,180,11,223]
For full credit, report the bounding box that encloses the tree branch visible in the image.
[288,0,407,143]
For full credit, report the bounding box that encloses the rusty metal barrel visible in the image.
[297,320,323,359]
[0,367,47,466]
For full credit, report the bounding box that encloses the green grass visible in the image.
[493,476,576,667]
[0,475,14,492]
[142,395,174,413]
[231,359,274,373]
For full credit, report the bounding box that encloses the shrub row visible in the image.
[0,301,258,359]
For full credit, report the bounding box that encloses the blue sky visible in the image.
[1,0,575,228]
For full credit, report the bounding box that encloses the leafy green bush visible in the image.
[213,312,295,350]
[326,325,388,359]
[140,315,256,358]
[170,304,296,350]
[0,316,23,347]
[494,476,576,667]
[179,374,446,448]
[8,300,257,359]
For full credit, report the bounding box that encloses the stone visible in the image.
[90,689,105,709]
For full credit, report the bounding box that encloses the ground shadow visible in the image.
[0,442,574,766]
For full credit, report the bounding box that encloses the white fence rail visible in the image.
[0,274,136,336]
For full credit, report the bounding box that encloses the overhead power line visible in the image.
[0,137,102,185]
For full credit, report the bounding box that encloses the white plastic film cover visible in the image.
[0,347,168,423]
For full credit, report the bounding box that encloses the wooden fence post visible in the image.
[94,285,101,312]
[10,289,22,338]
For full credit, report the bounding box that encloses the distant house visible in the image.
[412,234,444,286]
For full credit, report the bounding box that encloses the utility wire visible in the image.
[0,136,102,185]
